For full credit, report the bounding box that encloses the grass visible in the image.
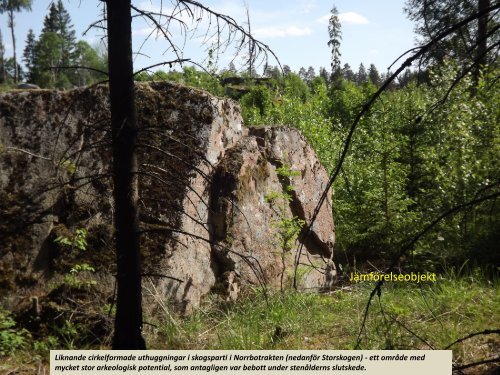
[1,269,498,374]
[144,270,499,366]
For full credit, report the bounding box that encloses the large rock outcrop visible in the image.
[0,82,335,313]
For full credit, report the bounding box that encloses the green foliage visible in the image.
[404,0,497,67]
[59,158,77,174]
[52,320,80,350]
[31,31,64,87]
[33,336,60,356]
[41,0,76,67]
[63,263,96,289]
[54,228,96,289]
[240,59,499,268]
[0,308,29,356]
[20,0,106,88]
[0,0,31,14]
[134,66,224,96]
[55,227,88,251]
[368,63,381,86]
[265,163,305,291]
[72,40,107,85]
[265,163,304,246]
[240,85,272,117]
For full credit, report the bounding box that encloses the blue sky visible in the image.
[1,0,417,75]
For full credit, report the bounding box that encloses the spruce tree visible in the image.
[368,63,381,86]
[342,63,355,81]
[37,0,77,87]
[42,2,58,33]
[327,5,342,78]
[355,63,368,85]
[22,29,36,82]
[54,0,76,67]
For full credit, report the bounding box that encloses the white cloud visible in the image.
[339,12,369,25]
[317,11,369,25]
[253,26,312,39]
[316,15,330,25]
[296,0,317,14]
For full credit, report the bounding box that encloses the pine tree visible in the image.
[22,29,36,82]
[0,0,32,83]
[327,5,342,77]
[368,63,381,86]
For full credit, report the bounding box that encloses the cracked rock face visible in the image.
[0,82,335,313]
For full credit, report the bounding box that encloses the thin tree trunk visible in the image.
[106,0,146,349]
[8,9,18,83]
[0,29,5,84]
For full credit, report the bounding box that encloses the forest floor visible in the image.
[1,270,498,374]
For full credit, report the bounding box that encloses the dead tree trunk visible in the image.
[106,0,146,349]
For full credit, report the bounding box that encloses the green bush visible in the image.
[0,308,29,356]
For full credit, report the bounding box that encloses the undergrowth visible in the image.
[143,269,499,366]
[1,269,498,373]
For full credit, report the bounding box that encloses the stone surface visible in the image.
[0,82,336,313]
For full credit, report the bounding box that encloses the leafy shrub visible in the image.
[0,308,29,356]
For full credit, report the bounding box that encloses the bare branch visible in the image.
[1,146,52,161]
[133,59,190,76]
[454,356,500,371]
[50,65,108,76]
[444,329,500,350]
